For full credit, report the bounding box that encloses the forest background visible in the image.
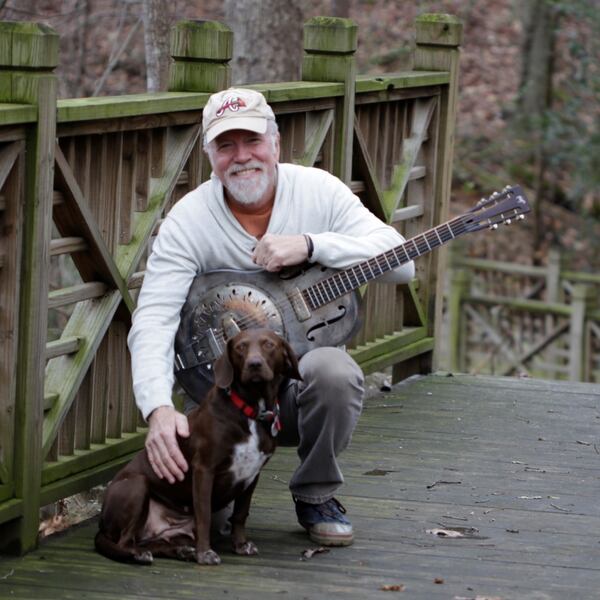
[1,0,598,269]
[1,0,598,534]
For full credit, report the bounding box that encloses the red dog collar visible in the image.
[229,390,282,436]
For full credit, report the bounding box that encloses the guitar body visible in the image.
[173,185,530,398]
[174,263,362,392]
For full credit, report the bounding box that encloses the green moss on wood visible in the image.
[170,20,232,61]
[415,13,463,47]
[0,21,59,69]
[304,16,357,53]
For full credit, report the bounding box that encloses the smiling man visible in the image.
[127,88,415,547]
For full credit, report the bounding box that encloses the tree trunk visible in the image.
[331,0,350,18]
[516,0,559,260]
[225,0,304,84]
[142,0,171,92]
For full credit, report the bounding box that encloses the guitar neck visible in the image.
[302,215,468,309]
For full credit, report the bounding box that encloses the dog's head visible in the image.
[213,328,301,390]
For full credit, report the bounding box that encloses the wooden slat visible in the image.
[119,131,137,245]
[45,336,82,360]
[135,128,152,211]
[0,141,23,494]
[48,282,107,309]
[296,109,334,167]
[43,291,122,457]
[53,145,134,312]
[0,141,21,191]
[49,236,87,256]
[116,123,201,280]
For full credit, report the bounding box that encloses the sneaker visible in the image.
[294,497,354,546]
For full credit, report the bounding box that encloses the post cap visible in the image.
[0,21,59,68]
[415,13,463,47]
[303,17,357,54]
[170,20,233,61]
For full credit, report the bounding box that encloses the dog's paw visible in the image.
[234,541,259,556]
[176,546,197,562]
[133,550,153,564]
[197,549,221,565]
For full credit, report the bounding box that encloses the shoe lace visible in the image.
[316,497,347,518]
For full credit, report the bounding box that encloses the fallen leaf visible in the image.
[364,469,396,476]
[38,515,68,537]
[380,584,405,592]
[518,495,542,500]
[426,528,464,538]
[301,546,329,560]
[434,577,444,584]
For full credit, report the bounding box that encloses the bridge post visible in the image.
[569,284,595,381]
[169,20,233,94]
[413,13,463,369]
[0,22,58,554]
[302,17,357,185]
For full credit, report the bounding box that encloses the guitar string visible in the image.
[207,216,472,348]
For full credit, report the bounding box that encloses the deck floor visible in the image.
[1,373,599,599]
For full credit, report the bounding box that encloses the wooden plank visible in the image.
[48,282,107,309]
[57,92,210,122]
[356,70,450,92]
[49,236,87,256]
[0,103,36,125]
[0,142,23,494]
[116,123,201,280]
[4,373,600,598]
[53,145,134,313]
[45,336,82,360]
[42,291,123,458]
[382,96,436,218]
[296,109,333,167]
[0,140,21,190]
[119,131,136,244]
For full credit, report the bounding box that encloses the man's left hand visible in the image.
[252,234,310,271]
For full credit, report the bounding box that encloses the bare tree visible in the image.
[515,0,560,257]
[225,0,304,84]
[142,0,171,92]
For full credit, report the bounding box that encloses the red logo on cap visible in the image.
[216,96,247,118]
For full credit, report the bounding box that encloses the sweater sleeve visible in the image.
[308,173,415,284]
[127,212,200,420]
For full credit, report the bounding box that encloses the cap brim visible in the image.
[205,116,268,144]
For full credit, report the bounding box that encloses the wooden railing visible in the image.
[448,246,600,381]
[0,14,462,553]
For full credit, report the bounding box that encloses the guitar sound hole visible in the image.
[306,305,347,341]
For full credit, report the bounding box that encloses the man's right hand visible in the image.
[146,405,190,483]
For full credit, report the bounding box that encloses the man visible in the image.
[127,87,415,546]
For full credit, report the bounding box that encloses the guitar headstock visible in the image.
[463,185,531,233]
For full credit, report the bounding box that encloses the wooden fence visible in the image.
[0,14,462,553]
[448,246,600,381]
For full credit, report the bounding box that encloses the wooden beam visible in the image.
[48,282,107,309]
[49,236,87,256]
[0,140,22,190]
[45,336,83,360]
[296,109,334,167]
[115,123,201,280]
[43,291,122,457]
[53,145,135,313]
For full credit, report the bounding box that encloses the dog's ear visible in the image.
[213,345,234,389]
[281,339,302,381]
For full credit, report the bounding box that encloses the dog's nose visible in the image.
[246,356,264,371]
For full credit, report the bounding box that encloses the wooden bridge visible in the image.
[0,11,598,600]
[1,373,598,599]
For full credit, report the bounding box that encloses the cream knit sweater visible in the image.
[128,163,415,419]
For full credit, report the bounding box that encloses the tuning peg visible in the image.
[490,223,499,230]
[518,214,525,220]
[505,218,512,225]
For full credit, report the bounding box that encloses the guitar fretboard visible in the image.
[302,215,468,309]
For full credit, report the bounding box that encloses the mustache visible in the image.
[226,161,265,176]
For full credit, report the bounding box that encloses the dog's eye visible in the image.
[262,340,275,350]
[235,341,248,353]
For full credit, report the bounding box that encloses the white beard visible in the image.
[223,161,274,206]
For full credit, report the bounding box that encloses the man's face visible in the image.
[209,129,280,206]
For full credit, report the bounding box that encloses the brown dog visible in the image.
[95,328,301,565]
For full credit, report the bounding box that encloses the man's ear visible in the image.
[213,347,233,389]
[282,339,302,381]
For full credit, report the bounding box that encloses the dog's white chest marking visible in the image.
[230,420,270,489]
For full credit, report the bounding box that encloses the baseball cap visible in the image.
[202,88,276,144]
